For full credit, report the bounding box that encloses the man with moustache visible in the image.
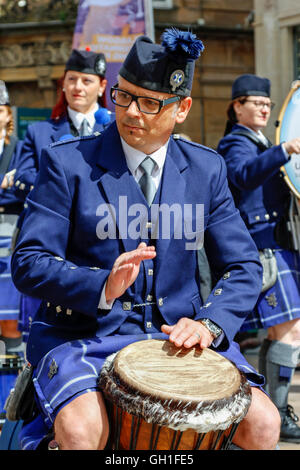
[11,31,280,450]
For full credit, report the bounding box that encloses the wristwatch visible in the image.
[199,318,223,339]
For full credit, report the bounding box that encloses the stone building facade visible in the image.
[254,0,300,141]
[0,0,255,148]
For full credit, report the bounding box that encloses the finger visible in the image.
[161,324,175,334]
[121,248,156,266]
[182,331,202,349]
[168,324,195,348]
[137,242,147,248]
[114,245,156,267]
[1,176,8,189]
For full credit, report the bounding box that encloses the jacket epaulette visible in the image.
[49,131,102,148]
[172,133,218,155]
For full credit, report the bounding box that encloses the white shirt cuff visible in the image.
[98,282,114,310]
[281,143,290,160]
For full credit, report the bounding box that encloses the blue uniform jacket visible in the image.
[11,122,262,366]
[217,124,290,249]
[13,110,114,201]
[0,137,24,213]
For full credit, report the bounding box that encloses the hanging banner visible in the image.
[72,0,154,110]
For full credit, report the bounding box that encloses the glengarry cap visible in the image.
[119,28,205,97]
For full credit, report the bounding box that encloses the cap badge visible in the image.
[95,57,106,75]
[170,69,185,92]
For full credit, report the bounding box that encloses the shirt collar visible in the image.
[120,137,169,176]
[0,129,6,155]
[0,137,4,156]
[67,103,99,131]
[237,124,268,145]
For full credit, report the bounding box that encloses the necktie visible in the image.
[79,118,92,136]
[139,156,156,206]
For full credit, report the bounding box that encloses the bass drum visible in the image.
[276,80,300,198]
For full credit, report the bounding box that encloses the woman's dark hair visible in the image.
[223,97,247,136]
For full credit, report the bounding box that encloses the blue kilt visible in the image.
[241,249,300,330]
[19,333,264,450]
[0,237,20,321]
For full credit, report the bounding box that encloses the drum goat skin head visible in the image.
[99,339,252,434]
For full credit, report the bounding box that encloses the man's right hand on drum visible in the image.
[161,318,215,350]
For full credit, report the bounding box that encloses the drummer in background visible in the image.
[11,30,280,450]
[0,81,24,353]
[3,48,114,343]
[217,73,300,443]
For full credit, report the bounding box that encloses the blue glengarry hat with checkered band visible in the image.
[232,74,271,100]
[0,80,10,106]
[65,49,106,77]
[119,28,205,96]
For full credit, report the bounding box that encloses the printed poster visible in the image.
[72,0,154,110]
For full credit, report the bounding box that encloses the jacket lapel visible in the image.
[0,136,18,173]
[96,122,143,253]
[155,139,188,276]
[50,117,72,143]
[95,126,189,258]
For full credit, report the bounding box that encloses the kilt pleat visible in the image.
[241,249,300,330]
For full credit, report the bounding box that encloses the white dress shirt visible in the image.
[98,138,169,309]
[0,136,4,157]
[67,104,99,134]
[120,137,168,188]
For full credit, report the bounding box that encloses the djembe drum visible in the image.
[99,339,252,450]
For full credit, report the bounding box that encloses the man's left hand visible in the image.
[161,317,214,349]
[1,169,16,189]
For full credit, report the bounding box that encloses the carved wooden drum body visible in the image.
[99,339,251,450]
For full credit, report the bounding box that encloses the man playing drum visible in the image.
[11,29,280,450]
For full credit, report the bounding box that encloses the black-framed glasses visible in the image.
[241,99,275,110]
[110,85,181,115]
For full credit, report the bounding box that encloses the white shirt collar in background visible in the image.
[67,103,99,133]
[238,124,269,145]
[0,130,6,156]
[0,138,4,156]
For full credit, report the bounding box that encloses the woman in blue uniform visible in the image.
[7,48,114,342]
[0,81,24,352]
[11,48,113,199]
[217,74,300,443]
